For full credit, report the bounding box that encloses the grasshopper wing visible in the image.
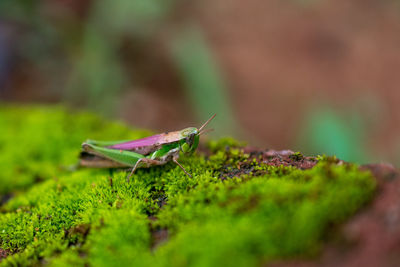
[87,131,183,155]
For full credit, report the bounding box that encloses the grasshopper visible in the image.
[79,114,216,182]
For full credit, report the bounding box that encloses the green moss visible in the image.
[0,105,151,195]
[0,106,376,266]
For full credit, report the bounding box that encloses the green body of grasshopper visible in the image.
[80,114,215,181]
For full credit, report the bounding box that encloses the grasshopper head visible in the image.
[180,127,200,155]
[180,114,216,155]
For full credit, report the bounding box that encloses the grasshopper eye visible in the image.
[186,135,193,145]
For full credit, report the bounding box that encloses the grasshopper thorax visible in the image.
[180,127,200,155]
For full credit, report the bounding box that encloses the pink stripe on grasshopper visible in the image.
[107,134,163,150]
[106,131,183,151]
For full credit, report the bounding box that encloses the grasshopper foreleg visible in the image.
[173,156,192,178]
[126,157,192,182]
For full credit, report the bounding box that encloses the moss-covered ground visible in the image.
[0,106,376,266]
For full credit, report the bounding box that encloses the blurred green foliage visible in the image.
[66,0,176,115]
[0,106,375,266]
[0,0,238,136]
[0,105,151,195]
[298,108,368,164]
[0,0,37,19]
[171,28,238,136]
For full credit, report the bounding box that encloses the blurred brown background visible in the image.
[1,0,399,165]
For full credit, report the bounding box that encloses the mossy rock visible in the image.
[0,106,376,266]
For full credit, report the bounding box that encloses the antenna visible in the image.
[198,114,216,133]
[199,128,214,136]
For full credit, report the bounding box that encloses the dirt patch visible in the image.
[65,224,91,248]
[0,193,13,207]
[0,248,10,261]
[220,148,318,179]
[148,216,169,250]
[269,163,400,267]
[151,229,169,250]
[244,148,318,169]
